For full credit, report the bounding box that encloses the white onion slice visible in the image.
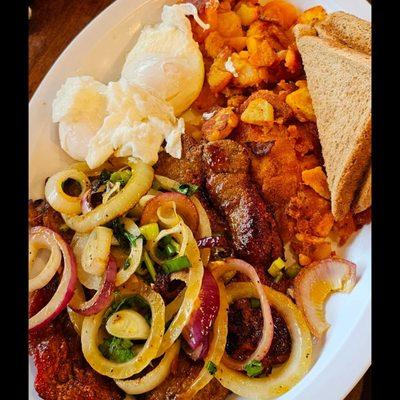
[45,169,90,215]
[29,229,62,292]
[210,258,274,371]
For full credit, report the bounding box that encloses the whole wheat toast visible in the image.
[316,11,371,55]
[294,24,371,220]
[314,12,372,213]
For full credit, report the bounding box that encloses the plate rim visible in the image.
[28,1,372,399]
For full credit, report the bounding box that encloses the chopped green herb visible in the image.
[143,250,157,281]
[109,218,144,249]
[250,298,261,308]
[285,263,301,279]
[206,361,217,375]
[99,170,111,184]
[159,235,173,246]
[98,336,135,363]
[164,243,178,258]
[175,183,199,197]
[244,360,263,377]
[162,255,191,274]
[110,169,132,186]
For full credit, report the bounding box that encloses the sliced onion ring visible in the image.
[156,223,204,357]
[115,340,180,395]
[71,233,102,290]
[214,282,312,399]
[63,160,154,233]
[294,257,357,338]
[29,227,77,331]
[70,256,117,316]
[178,273,228,400]
[29,228,62,292]
[115,218,143,287]
[45,169,90,215]
[81,281,165,379]
[209,258,273,371]
[67,281,86,335]
[81,226,113,276]
[182,268,220,360]
[140,192,199,234]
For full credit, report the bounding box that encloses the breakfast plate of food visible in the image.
[28,0,371,399]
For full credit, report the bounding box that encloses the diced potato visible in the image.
[247,37,276,67]
[302,166,330,200]
[217,11,244,37]
[207,50,233,93]
[225,36,247,52]
[260,0,299,29]
[235,2,260,26]
[285,86,316,121]
[202,107,239,141]
[241,98,274,125]
[247,20,268,38]
[231,53,265,87]
[297,5,327,25]
[284,47,301,73]
[205,31,227,58]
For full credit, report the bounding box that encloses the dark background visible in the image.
[28,1,372,399]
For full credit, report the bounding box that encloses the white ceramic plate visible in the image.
[29,1,371,399]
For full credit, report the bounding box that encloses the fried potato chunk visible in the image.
[231,52,268,87]
[260,0,300,29]
[247,36,276,67]
[207,49,233,93]
[297,5,327,25]
[217,11,244,37]
[235,2,260,26]
[241,98,274,125]
[202,106,239,141]
[302,166,330,200]
[285,85,316,121]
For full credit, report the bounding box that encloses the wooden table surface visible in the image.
[28,1,371,399]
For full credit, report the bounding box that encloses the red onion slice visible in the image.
[182,268,220,360]
[29,226,77,331]
[70,255,117,316]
